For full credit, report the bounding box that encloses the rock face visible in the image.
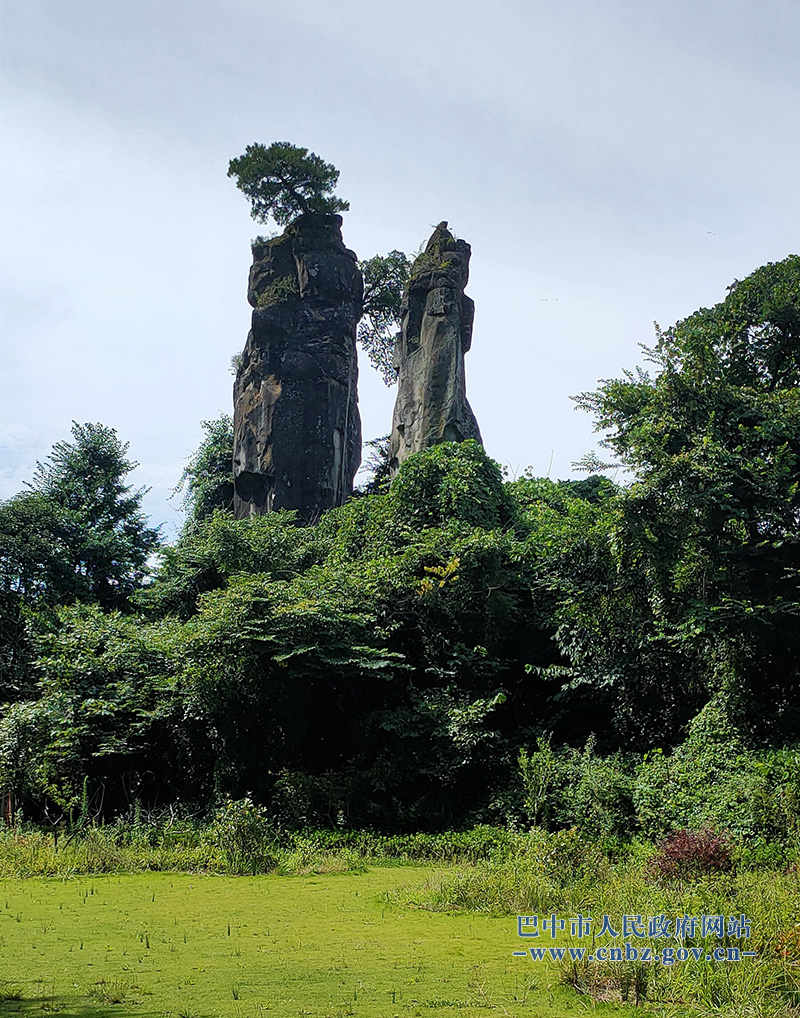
[232,213,362,521]
[389,222,482,471]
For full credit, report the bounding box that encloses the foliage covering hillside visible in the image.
[0,256,798,838]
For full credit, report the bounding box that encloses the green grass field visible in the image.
[0,867,613,1018]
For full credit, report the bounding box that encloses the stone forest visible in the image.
[232,213,482,520]
[1,141,799,1015]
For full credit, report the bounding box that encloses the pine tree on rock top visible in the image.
[227,141,349,228]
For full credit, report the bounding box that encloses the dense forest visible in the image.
[1,254,798,844]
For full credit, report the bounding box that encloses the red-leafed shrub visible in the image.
[646,828,734,882]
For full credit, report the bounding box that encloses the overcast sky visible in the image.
[2,0,798,538]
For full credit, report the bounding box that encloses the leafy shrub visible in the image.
[396,828,607,916]
[519,735,635,839]
[646,827,733,882]
[255,274,299,308]
[313,492,400,563]
[734,836,799,872]
[565,738,635,840]
[140,509,307,620]
[750,747,800,841]
[634,699,800,842]
[539,826,604,882]
[0,821,217,877]
[390,441,514,530]
[208,797,278,874]
[518,737,555,826]
[285,825,536,865]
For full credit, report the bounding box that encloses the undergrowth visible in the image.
[1,815,799,1015]
[389,835,800,1016]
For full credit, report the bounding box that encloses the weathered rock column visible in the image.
[389,222,482,471]
[232,213,362,522]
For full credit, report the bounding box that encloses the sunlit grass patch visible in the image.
[0,868,606,1017]
[396,847,800,1016]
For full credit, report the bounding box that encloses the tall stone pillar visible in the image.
[389,222,482,471]
[232,213,362,522]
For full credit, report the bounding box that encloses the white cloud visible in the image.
[2,0,798,533]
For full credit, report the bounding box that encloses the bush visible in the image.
[519,735,635,839]
[646,827,733,882]
[390,441,514,530]
[208,797,278,874]
[634,699,800,842]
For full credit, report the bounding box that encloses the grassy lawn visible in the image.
[0,867,616,1018]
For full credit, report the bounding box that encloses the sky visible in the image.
[2,0,799,539]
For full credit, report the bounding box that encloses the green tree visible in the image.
[183,572,405,803]
[227,141,349,227]
[0,492,74,604]
[358,250,411,383]
[173,415,234,525]
[569,255,800,742]
[0,606,199,820]
[0,422,160,610]
[355,436,393,496]
[138,509,306,621]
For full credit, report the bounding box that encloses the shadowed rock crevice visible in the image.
[389,222,482,472]
[233,213,362,522]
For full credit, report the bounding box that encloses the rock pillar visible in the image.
[389,222,481,471]
[232,213,362,521]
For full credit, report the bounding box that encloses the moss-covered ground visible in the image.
[0,867,617,1018]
